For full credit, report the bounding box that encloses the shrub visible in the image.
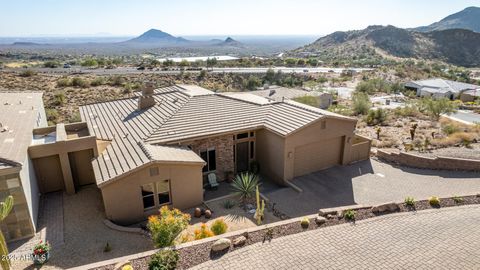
[245,75,262,90]
[56,77,71,87]
[43,61,60,68]
[352,92,371,115]
[428,196,440,207]
[20,69,36,77]
[453,196,464,203]
[366,108,387,126]
[231,172,259,203]
[90,77,105,86]
[147,206,190,248]
[222,200,236,209]
[300,218,310,229]
[404,196,415,206]
[343,209,356,220]
[194,223,214,240]
[46,108,58,123]
[71,77,89,88]
[148,250,179,270]
[109,75,125,86]
[53,91,66,106]
[81,58,98,67]
[210,219,228,235]
[103,242,111,252]
[419,98,457,119]
[442,123,459,135]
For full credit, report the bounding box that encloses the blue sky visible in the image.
[1,0,479,36]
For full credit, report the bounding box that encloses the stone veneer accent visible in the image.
[183,134,235,181]
[377,149,480,172]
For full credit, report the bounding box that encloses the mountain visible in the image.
[292,25,480,67]
[125,29,189,44]
[217,37,244,47]
[415,7,480,33]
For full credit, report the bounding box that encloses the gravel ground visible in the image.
[11,186,153,269]
[415,143,480,160]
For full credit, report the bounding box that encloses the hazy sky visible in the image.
[1,0,479,36]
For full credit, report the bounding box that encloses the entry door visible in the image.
[34,155,65,193]
[68,149,95,189]
[236,142,249,173]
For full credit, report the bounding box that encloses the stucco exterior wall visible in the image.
[182,134,235,181]
[255,129,286,185]
[284,118,356,181]
[101,163,203,225]
[19,155,40,231]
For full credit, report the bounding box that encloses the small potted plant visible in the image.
[32,240,51,265]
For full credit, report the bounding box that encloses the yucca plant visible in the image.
[231,172,259,204]
[0,196,14,270]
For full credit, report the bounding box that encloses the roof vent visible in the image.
[138,82,156,110]
[269,89,276,96]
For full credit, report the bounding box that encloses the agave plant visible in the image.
[0,196,13,270]
[231,172,259,204]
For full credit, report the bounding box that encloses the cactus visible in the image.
[254,186,265,225]
[0,196,14,270]
[376,127,381,140]
[410,123,418,140]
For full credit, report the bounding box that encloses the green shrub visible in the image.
[194,223,214,240]
[231,172,259,203]
[419,98,457,119]
[222,200,235,209]
[90,77,105,86]
[103,242,112,252]
[19,69,36,77]
[71,77,89,88]
[46,108,58,123]
[148,250,179,270]
[366,108,387,126]
[210,219,228,235]
[442,123,459,135]
[404,196,415,206]
[109,75,125,86]
[56,77,72,87]
[43,61,60,68]
[300,218,310,229]
[147,206,190,248]
[428,196,440,207]
[452,196,464,203]
[352,92,371,115]
[53,91,66,106]
[343,209,356,220]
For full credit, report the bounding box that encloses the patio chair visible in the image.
[208,173,219,190]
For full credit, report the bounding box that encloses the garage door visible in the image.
[33,155,65,193]
[293,137,343,177]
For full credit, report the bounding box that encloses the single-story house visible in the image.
[405,78,480,101]
[246,86,333,109]
[0,85,371,233]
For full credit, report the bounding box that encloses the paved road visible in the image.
[192,205,480,270]
[264,159,480,217]
[1,66,372,75]
[446,110,480,125]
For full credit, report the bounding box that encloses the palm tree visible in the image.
[0,196,13,270]
[231,172,259,204]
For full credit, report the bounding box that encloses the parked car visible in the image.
[63,63,71,68]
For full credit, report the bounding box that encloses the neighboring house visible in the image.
[0,85,371,232]
[405,78,480,101]
[247,86,333,109]
[0,92,46,242]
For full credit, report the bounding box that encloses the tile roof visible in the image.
[409,78,479,94]
[0,92,46,169]
[81,85,355,184]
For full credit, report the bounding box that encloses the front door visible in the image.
[236,141,249,173]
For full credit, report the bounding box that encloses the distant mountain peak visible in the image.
[218,37,243,47]
[415,6,480,33]
[126,28,189,44]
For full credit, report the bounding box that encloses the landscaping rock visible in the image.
[211,238,231,252]
[114,260,131,270]
[372,202,400,214]
[318,209,336,217]
[194,208,202,218]
[233,236,247,247]
[326,214,334,219]
[315,216,326,225]
[205,209,212,219]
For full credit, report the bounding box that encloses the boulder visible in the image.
[318,209,336,217]
[315,216,326,225]
[194,208,202,218]
[233,236,247,247]
[205,209,212,219]
[371,202,399,214]
[211,238,231,252]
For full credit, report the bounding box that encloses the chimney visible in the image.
[138,82,156,110]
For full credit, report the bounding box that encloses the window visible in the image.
[249,131,255,137]
[141,180,171,210]
[236,133,248,140]
[157,180,170,205]
[200,149,216,172]
[250,141,255,159]
[141,184,155,209]
[149,167,159,176]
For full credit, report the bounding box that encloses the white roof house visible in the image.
[405,78,479,99]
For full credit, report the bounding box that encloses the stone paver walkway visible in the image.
[192,205,480,270]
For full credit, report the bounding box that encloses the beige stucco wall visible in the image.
[284,118,356,181]
[100,163,203,225]
[255,129,286,185]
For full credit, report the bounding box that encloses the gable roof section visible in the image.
[409,78,479,94]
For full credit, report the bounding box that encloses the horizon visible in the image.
[0,0,478,37]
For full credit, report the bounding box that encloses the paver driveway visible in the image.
[264,159,480,217]
[192,205,480,270]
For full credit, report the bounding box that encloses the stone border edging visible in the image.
[103,219,144,234]
[80,194,480,270]
[377,149,480,172]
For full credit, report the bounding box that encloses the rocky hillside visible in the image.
[292,25,480,67]
[415,6,480,33]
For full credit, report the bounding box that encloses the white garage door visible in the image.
[293,137,343,177]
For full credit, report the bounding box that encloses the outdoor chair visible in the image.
[208,173,219,190]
